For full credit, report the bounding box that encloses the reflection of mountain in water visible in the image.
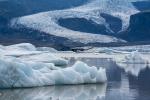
[0,84,106,100]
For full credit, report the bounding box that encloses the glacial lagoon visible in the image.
[0,57,150,100]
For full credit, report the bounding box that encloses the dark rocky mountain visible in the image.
[120,11,150,42]
[132,1,150,11]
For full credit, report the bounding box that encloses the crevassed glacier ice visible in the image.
[11,0,137,43]
[0,56,107,88]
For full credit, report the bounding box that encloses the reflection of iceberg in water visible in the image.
[106,74,138,100]
[116,63,147,77]
[0,84,106,100]
[115,51,149,76]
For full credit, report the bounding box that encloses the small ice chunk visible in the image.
[115,51,149,76]
[116,63,147,77]
[116,51,148,64]
[5,43,37,51]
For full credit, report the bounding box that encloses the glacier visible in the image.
[0,43,107,88]
[10,0,146,43]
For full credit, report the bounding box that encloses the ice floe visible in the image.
[85,45,150,53]
[83,46,150,76]
[108,45,150,53]
[86,47,130,54]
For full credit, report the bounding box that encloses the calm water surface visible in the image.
[0,57,150,100]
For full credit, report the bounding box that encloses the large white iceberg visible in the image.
[0,56,107,88]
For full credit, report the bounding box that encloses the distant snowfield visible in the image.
[11,0,144,43]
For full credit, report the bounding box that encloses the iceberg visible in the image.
[0,55,107,88]
[115,51,149,76]
[0,43,41,56]
[0,43,68,66]
[116,63,147,76]
[115,51,148,64]
[5,43,37,51]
